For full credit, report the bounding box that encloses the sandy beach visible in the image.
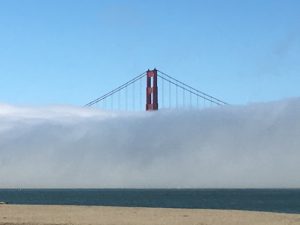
[0,205,299,225]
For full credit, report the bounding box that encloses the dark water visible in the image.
[0,189,300,214]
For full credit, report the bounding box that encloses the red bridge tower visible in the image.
[146,69,158,111]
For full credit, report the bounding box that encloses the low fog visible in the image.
[0,98,299,188]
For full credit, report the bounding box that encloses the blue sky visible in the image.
[0,0,299,106]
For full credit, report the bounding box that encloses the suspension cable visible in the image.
[157,75,221,106]
[84,71,147,107]
[84,69,228,109]
[157,70,227,105]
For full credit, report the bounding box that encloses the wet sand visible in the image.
[0,204,300,225]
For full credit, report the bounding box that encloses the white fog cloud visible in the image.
[0,98,299,188]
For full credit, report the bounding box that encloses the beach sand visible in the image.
[0,204,300,225]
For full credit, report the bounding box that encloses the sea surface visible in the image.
[0,189,299,214]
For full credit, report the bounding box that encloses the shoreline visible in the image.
[1,204,300,225]
[1,202,300,215]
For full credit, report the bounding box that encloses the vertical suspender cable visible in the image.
[169,81,171,108]
[132,82,135,111]
[111,94,113,110]
[161,76,164,108]
[125,85,128,111]
[140,76,142,111]
[183,88,185,108]
[118,90,120,110]
[176,84,178,108]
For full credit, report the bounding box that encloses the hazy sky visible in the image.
[0,0,299,106]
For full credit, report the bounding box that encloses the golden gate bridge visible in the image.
[85,69,228,111]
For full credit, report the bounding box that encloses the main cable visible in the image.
[84,71,146,107]
[157,70,228,105]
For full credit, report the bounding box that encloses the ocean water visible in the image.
[0,189,299,214]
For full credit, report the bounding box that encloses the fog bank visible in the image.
[0,99,300,188]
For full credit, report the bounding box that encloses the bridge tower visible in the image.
[146,69,158,111]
